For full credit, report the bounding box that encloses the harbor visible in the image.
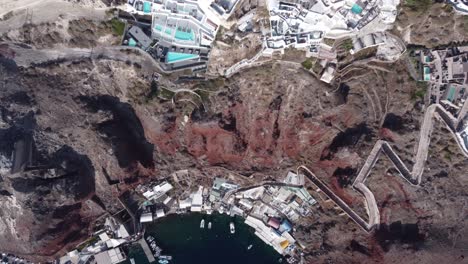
[129,213,282,264]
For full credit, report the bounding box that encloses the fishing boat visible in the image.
[247,244,253,250]
[158,260,169,264]
[146,236,155,243]
[200,219,205,228]
[130,258,136,264]
[208,222,212,229]
[160,255,173,260]
[230,222,235,234]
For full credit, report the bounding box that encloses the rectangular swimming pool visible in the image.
[175,29,194,41]
[166,52,199,63]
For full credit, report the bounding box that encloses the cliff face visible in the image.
[0,58,157,260]
[0,45,466,263]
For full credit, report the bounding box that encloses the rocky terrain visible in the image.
[0,0,466,263]
[394,2,468,47]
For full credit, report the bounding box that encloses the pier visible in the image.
[138,238,156,263]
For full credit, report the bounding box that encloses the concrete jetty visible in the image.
[138,238,155,263]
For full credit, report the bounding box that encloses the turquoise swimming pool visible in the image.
[351,4,363,14]
[128,38,137,47]
[154,24,163,31]
[175,28,194,41]
[166,52,198,63]
[143,1,151,13]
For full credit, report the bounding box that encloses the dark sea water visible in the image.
[125,213,282,264]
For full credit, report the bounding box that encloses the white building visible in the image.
[140,212,153,223]
[142,181,173,200]
[94,248,126,264]
[156,208,165,218]
[191,186,204,212]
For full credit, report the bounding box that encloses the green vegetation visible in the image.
[352,46,378,60]
[195,89,211,103]
[341,39,354,51]
[301,58,314,70]
[76,236,99,251]
[442,3,454,13]
[323,38,336,46]
[158,87,176,100]
[404,0,432,12]
[312,62,324,75]
[442,147,453,161]
[461,16,468,32]
[216,26,225,41]
[410,81,428,100]
[195,77,225,91]
[110,18,126,36]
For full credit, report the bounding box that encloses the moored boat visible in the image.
[230,222,235,234]
[200,219,205,229]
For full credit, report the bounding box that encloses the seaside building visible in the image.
[191,186,204,212]
[94,248,126,264]
[267,217,281,229]
[244,216,296,255]
[209,178,238,202]
[140,212,153,223]
[179,198,192,209]
[142,181,173,200]
[156,208,166,218]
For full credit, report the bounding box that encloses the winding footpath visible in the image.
[298,103,468,232]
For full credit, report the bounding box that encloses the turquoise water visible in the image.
[155,25,163,31]
[175,29,194,41]
[448,87,456,102]
[143,2,151,13]
[128,38,137,47]
[127,213,282,264]
[351,4,363,14]
[166,52,198,63]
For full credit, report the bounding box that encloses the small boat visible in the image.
[130,258,136,264]
[247,244,253,250]
[160,255,173,260]
[158,260,169,264]
[208,222,212,229]
[200,219,205,229]
[230,222,235,234]
[147,236,155,242]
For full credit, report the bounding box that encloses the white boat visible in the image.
[208,222,212,229]
[247,244,253,250]
[230,222,235,234]
[200,219,205,228]
[130,259,136,264]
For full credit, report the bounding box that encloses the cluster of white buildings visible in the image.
[265,0,399,50]
[57,217,132,264]
[222,172,318,255]
[139,181,174,222]
[135,171,317,257]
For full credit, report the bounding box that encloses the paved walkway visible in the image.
[138,238,155,263]
[298,103,468,232]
